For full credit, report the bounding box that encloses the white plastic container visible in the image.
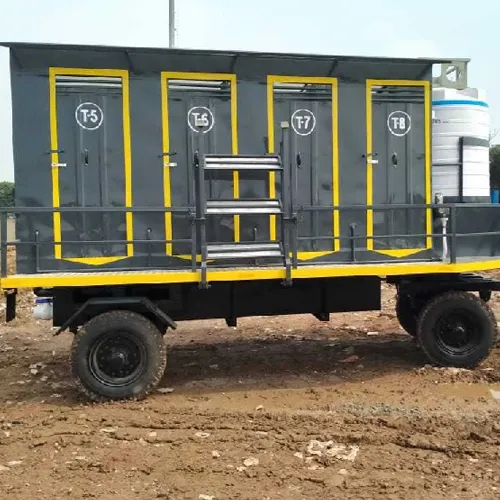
[432,88,490,200]
[33,297,53,320]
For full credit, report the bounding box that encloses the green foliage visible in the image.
[0,182,15,207]
[490,145,500,189]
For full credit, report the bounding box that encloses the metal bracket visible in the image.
[51,163,67,168]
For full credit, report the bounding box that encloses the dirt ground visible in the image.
[1,279,500,499]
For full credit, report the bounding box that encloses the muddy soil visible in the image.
[1,283,500,499]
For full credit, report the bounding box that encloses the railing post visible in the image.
[1,212,7,277]
[146,228,152,267]
[35,230,40,273]
[349,223,356,262]
[450,205,457,264]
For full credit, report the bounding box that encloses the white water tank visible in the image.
[432,88,490,201]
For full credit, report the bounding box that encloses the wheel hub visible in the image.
[436,310,479,354]
[90,333,146,386]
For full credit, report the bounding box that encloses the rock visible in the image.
[341,355,360,363]
[212,451,221,459]
[0,465,10,472]
[30,369,39,376]
[4,431,11,438]
[366,331,379,336]
[338,468,349,475]
[7,460,22,467]
[99,427,117,434]
[194,432,210,439]
[306,440,359,462]
[139,438,148,446]
[209,364,219,370]
[294,452,304,460]
[307,463,323,471]
[255,431,268,436]
[199,495,214,500]
[148,432,157,438]
[243,457,259,467]
[157,388,174,394]
[236,466,246,472]
[468,457,479,463]
[255,405,264,411]
[325,475,346,487]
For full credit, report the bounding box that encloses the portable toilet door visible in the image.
[160,72,238,257]
[267,76,340,259]
[49,69,133,265]
[366,80,432,258]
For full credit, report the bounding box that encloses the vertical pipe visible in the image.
[169,0,176,48]
[458,137,464,203]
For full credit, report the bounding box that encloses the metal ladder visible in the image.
[194,143,292,288]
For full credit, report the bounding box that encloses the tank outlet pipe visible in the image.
[435,192,449,262]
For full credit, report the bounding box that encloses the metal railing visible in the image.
[1,202,500,279]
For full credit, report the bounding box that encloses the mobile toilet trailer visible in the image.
[2,42,500,401]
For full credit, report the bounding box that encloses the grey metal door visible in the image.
[164,75,236,256]
[55,76,127,262]
[368,81,430,257]
[271,80,337,257]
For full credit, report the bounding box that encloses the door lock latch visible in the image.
[51,163,67,168]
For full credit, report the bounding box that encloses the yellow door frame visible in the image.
[49,67,133,265]
[366,79,432,258]
[267,75,340,260]
[161,71,238,259]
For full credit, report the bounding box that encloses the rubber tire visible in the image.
[396,293,419,337]
[417,291,497,368]
[71,310,167,401]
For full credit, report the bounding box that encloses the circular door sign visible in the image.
[187,106,215,133]
[387,110,411,137]
[75,102,104,131]
[291,109,316,136]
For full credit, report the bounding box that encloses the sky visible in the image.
[0,0,499,181]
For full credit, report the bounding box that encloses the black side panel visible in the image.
[52,277,381,326]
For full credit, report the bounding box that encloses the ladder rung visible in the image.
[208,243,281,252]
[206,242,283,259]
[206,199,281,215]
[204,155,282,171]
[208,250,283,259]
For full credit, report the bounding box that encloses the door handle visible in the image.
[391,152,398,166]
[363,152,378,165]
[296,152,302,168]
[83,149,89,166]
[160,151,177,167]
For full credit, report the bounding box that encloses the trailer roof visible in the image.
[1,41,464,80]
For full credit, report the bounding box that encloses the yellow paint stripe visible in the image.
[331,79,340,251]
[49,67,133,263]
[5,259,500,288]
[366,78,432,257]
[267,76,277,240]
[161,74,173,255]
[64,256,128,265]
[49,68,62,259]
[230,74,240,242]
[121,70,134,257]
[424,81,432,249]
[366,80,374,251]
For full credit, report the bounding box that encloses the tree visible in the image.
[0,182,15,207]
